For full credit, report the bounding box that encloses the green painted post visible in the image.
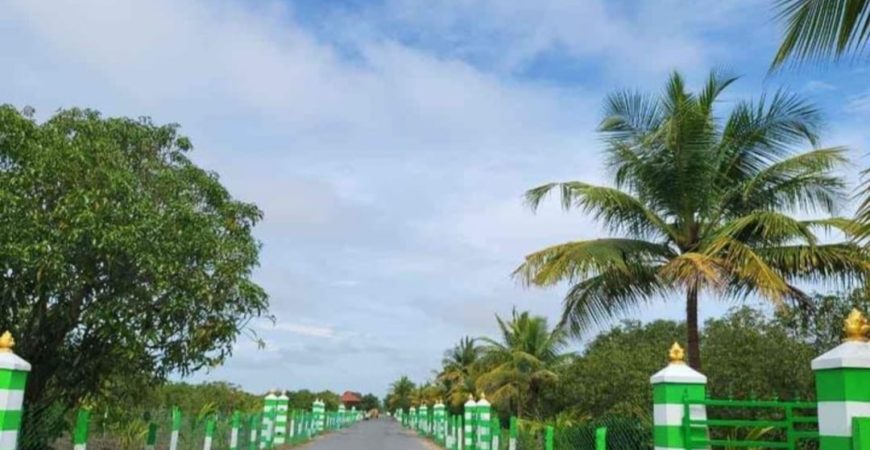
[229,411,241,450]
[464,395,477,450]
[544,426,554,450]
[595,427,607,450]
[203,416,216,450]
[0,333,30,450]
[73,408,90,450]
[651,343,708,450]
[813,309,870,450]
[410,406,417,432]
[313,399,326,434]
[169,407,182,450]
[338,404,347,428]
[145,422,158,450]
[476,395,492,450]
[491,417,500,450]
[508,417,517,450]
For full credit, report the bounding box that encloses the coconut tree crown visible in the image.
[516,71,868,368]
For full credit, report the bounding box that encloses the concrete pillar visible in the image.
[813,309,870,450]
[650,342,708,450]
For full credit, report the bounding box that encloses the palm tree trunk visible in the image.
[686,284,702,370]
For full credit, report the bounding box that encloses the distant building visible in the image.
[341,391,362,408]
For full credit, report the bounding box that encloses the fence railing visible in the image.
[682,397,819,450]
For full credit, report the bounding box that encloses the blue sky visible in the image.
[1,0,868,398]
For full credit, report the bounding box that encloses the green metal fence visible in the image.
[683,397,819,450]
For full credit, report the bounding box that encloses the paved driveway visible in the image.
[299,419,433,450]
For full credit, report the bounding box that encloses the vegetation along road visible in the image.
[302,419,433,450]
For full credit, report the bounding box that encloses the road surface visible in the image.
[299,419,434,450]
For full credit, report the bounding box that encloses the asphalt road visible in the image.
[300,419,433,450]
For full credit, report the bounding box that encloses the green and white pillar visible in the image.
[409,406,417,432]
[434,400,446,443]
[650,342,708,450]
[73,408,90,450]
[248,413,260,450]
[813,309,870,450]
[338,404,346,428]
[508,416,517,450]
[274,392,289,445]
[169,407,182,450]
[313,398,326,433]
[229,411,241,450]
[203,416,215,450]
[0,333,30,450]
[476,395,491,450]
[261,391,278,448]
[464,395,476,450]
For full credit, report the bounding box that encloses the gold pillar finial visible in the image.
[844,308,869,342]
[479,392,486,400]
[668,342,685,364]
[468,394,474,402]
[0,332,15,353]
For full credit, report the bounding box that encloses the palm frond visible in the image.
[514,238,674,286]
[524,182,674,239]
[559,264,665,335]
[772,0,870,67]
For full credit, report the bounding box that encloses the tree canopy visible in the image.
[0,106,268,411]
[515,71,868,369]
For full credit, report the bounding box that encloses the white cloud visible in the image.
[270,323,337,339]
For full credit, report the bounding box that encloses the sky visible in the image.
[1,0,868,398]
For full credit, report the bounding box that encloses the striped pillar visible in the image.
[203,416,215,450]
[508,416,517,450]
[73,408,90,450]
[464,395,476,450]
[229,411,241,450]
[273,393,289,444]
[813,308,870,450]
[313,399,325,433]
[409,406,417,432]
[145,422,157,450]
[476,395,491,450]
[650,342,708,450]
[0,332,30,450]
[248,413,259,450]
[261,392,278,448]
[169,407,182,450]
[434,401,446,442]
[338,404,346,428]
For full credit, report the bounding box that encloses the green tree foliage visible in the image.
[385,376,415,412]
[550,320,684,420]
[477,309,571,419]
[771,0,870,67]
[515,72,868,369]
[436,336,481,412]
[358,393,381,412]
[775,287,870,352]
[0,106,268,412]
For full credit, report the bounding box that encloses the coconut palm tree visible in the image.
[771,0,870,67]
[437,337,481,411]
[386,376,415,412]
[516,71,869,369]
[476,309,571,419]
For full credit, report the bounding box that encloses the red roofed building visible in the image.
[341,391,362,408]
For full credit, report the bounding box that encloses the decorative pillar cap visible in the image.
[464,394,476,407]
[650,342,705,384]
[812,309,870,370]
[844,309,869,342]
[476,392,490,407]
[0,332,30,372]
